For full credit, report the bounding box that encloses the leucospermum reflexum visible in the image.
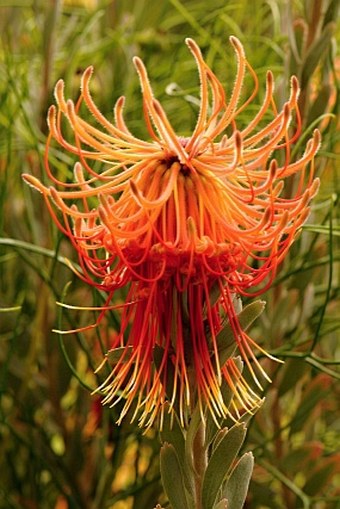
[24,36,320,428]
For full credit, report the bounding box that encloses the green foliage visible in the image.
[158,374,256,509]
[223,452,254,509]
[0,0,339,508]
[216,300,266,365]
[160,443,192,509]
[201,423,247,509]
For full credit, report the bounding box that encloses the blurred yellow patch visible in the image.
[64,0,98,9]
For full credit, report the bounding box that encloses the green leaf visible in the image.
[278,358,307,397]
[160,407,185,459]
[217,301,265,366]
[205,357,244,447]
[289,377,330,436]
[160,408,195,497]
[307,84,332,126]
[223,452,254,509]
[301,22,335,88]
[281,447,312,472]
[184,405,202,472]
[201,423,247,509]
[160,443,191,509]
[153,345,179,414]
[214,499,228,509]
[208,280,223,309]
[212,427,229,452]
[323,0,340,26]
[303,462,337,496]
[57,281,94,392]
[221,356,243,401]
[106,346,133,364]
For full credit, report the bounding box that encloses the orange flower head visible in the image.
[24,37,320,427]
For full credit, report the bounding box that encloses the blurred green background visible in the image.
[0,0,339,508]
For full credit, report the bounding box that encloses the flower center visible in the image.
[162,153,191,175]
[178,136,190,147]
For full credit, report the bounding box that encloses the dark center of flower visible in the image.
[162,153,190,174]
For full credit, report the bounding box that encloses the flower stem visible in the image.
[192,420,207,509]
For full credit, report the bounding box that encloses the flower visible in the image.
[24,37,320,427]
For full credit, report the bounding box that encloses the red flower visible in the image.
[24,37,320,427]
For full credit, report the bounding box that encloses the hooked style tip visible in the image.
[133,55,146,75]
[46,105,56,129]
[269,159,278,179]
[81,65,94,90]
[312,129,322,150]
[266,70,274,91]
[310,177,320,198]
[115,95,125,108]
[229,35,245,56]
[73,162,85,184]
[66,99,75,119]
[22,174,48,195]
[290,75,300,94]
[234,130,242,151]
[185,37,201,57]
[84,65,94,79]
[54,79,66,108]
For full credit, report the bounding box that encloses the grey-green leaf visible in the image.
[301,22,335,88]
[185,405,202,472]
[160,443,191,509]
[217,301,265,366]
[214,499,228,509]
[160,408,185,464]
[223,452,254,509]
[208,280,223,309]
[160,408,194,497]
[201,423,247,509]
[205,357,244,447]
[323,0,339,26]
[153,345,179,414]
[106,346,133,363]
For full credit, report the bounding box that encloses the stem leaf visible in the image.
[205,357,244,447]
[201,423,247,509]
[214,499,228,509]
[160,408,195,497]
[106,346,133,364]
[160,443,191,509]
[301,22,335,88]
[185,405,202,472]
[222,452,254,509]
[217,301,265,366]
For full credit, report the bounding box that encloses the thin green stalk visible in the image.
[259,460,311,509]
[309,196,334,352]
[0,237,75,270]
[192,421,207,509]
[57,282,95,393]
